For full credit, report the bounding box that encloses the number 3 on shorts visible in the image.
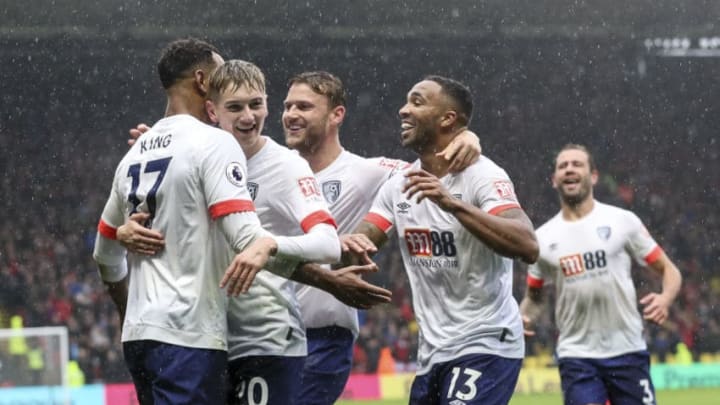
[639,378,655,404]
[447,367,483,401]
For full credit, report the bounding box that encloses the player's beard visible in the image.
[286,119,326,155]
[558,176,592,206]
[402,122,433,153]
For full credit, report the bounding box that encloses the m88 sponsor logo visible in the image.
[404,228,457,257]
[559,250,607,277]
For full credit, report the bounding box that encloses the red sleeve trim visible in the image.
[488,203,521,216]
[97,219,117,240]
[644,246,663,265]
[527,274,544,288]
[209,199,255,219]
[364,213,393,232]
[300,210,338,233]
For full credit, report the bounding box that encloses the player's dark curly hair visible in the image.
[423,75,473,127]
[157,38,221,89]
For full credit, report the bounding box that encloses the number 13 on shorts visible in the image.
[447,367,483,401]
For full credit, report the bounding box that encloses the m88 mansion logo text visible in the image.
[404,227,459,268]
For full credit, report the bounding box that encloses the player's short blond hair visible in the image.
[208,59,266,102]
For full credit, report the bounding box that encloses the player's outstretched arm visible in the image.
[437,127,482,173]
[520,285,545,337]
[291,262,392,309]
[404,169,538,263]
[116,213,165,255]
[639,252,682,325]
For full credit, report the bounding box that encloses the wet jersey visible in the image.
[97,114,256,351]
[527,201,664,358]
[227,137,336,359]
[365,157,525,374]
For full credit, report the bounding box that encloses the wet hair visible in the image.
[208,59,266,102]
[287,71,346,108]
[157,38,220,89]
[423,75,473,126]
[556,143,597,171]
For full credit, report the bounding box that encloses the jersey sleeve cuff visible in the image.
[209,199,255,219]
[364,212,393,232]
[300,210,337,233]
[527,274,544,288]
[97,219,117,240]
[488,203,521,216]
[644,246,663,265]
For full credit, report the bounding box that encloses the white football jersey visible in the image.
[227,137,336,360]
[527,201,663,358]
[296,150,406,335]
[97,114,255,351]
[366,157,525,374]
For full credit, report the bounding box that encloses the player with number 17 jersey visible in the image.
[365,157,525,376]
[97,114,259,351]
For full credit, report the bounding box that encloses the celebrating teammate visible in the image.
[338,75,538,405]
[92,38,315,404]
[520,144,682,405]
[282,72,483,404]
[117,60,393,405]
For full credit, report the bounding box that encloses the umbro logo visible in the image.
[396,202,411,214]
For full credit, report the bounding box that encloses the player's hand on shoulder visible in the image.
[340,233,377,266]
[116,213,165,255]
[639,292,671,325]
[127,123,150,147]
[403,170,457,211]
[220,236,277,296]
[439,127,482,173]
[329,263,392,309]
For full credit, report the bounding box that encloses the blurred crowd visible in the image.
[0,36,717,382]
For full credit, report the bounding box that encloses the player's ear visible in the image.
[440,110,458,129]
[330,105,346,126]
[205,100,219,123]
[194,68,210,96]
[590,169,599,186]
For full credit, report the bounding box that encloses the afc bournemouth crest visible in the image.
[596,226,611,241]
[322,180,342,204]
[247,182,259,201]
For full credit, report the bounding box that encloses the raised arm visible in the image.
[403,169,538,263]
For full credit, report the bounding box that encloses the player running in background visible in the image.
[92,38,331,405]
[282,71,483,404]
[340,75,538,405]
[520,144,682,405]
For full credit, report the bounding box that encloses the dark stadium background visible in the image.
[0,0,718,384]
